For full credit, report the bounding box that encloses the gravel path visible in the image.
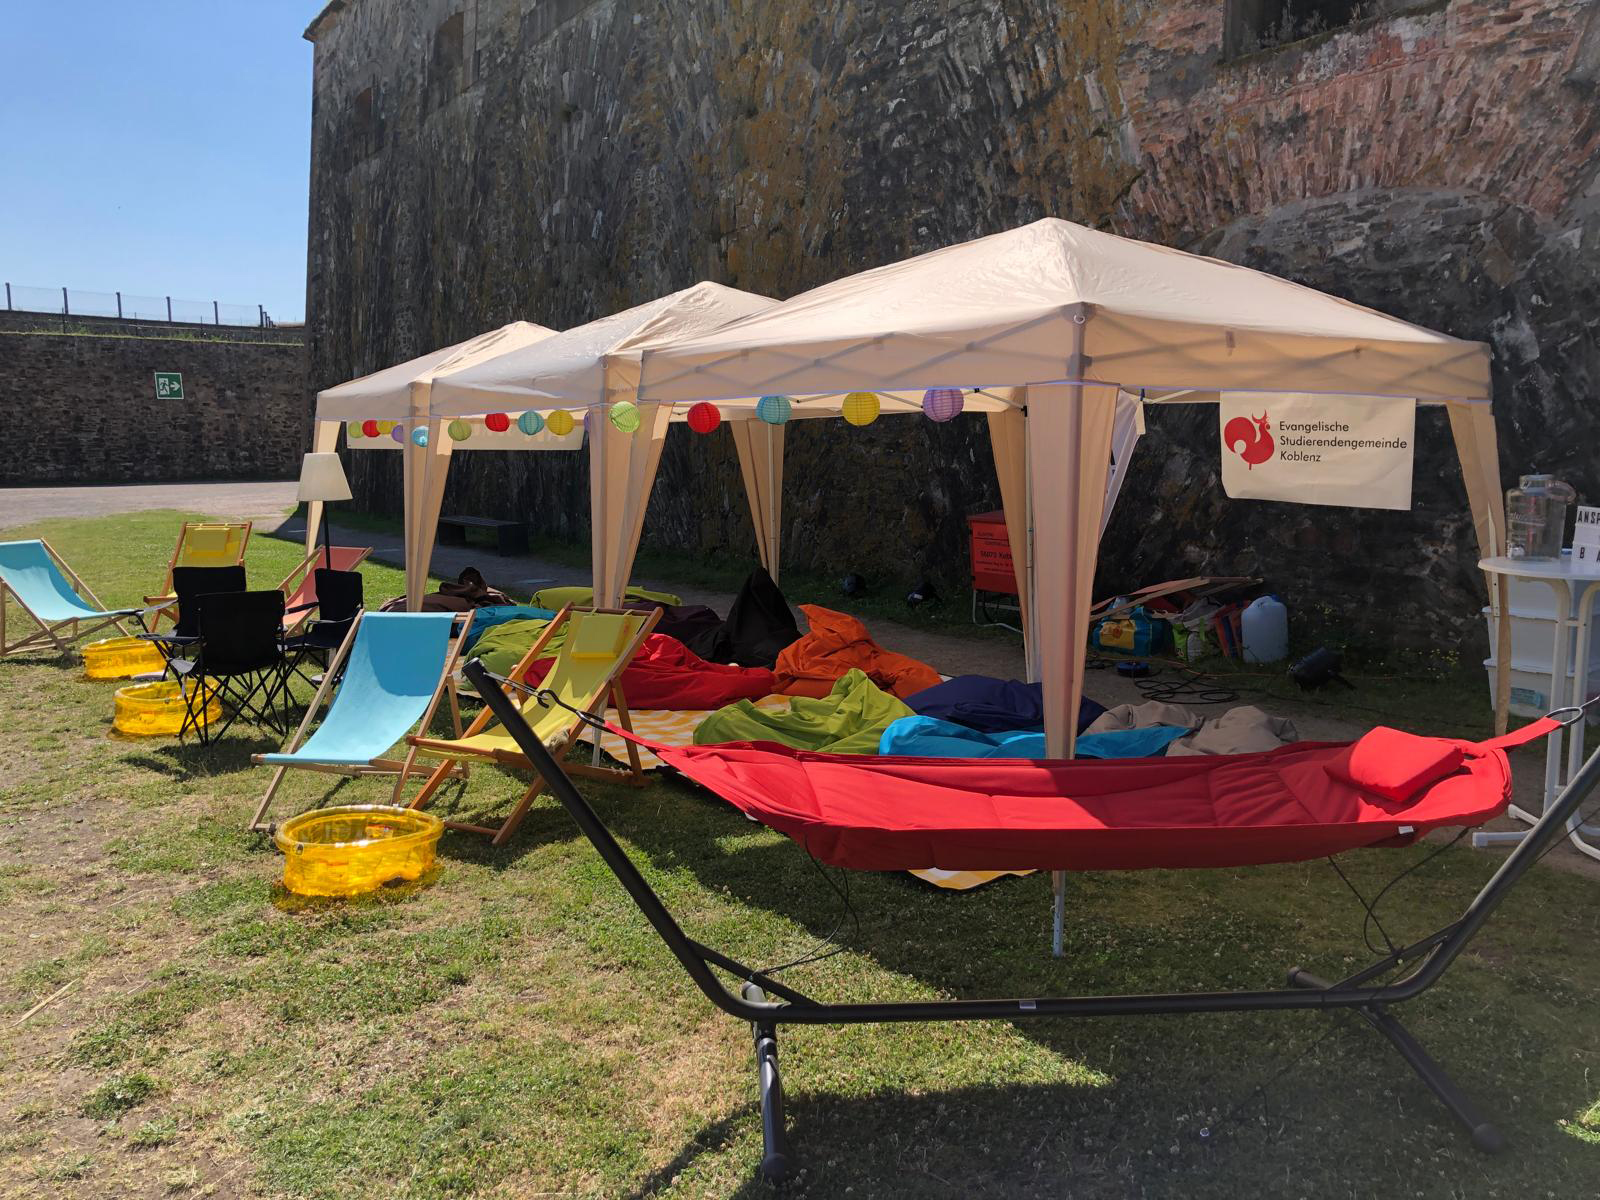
[0,480,297,530]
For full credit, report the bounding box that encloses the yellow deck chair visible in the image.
[145,521,253,627]
[402,605,660,845]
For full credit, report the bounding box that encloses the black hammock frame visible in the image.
[463,659,1600,1183]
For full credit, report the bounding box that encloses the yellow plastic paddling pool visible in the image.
[274,805,444,898]
[83,636,166,680]
[113,680,222,737]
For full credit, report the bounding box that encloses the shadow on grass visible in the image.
[548,770,1594,1192]
[121,730,283,778]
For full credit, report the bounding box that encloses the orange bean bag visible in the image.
[772,605,941,700]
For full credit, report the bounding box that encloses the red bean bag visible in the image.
[521,632,776,710]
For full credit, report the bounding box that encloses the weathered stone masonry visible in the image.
[304,0,1600,656]
[0,314,307,485]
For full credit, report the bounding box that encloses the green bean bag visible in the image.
[693,669,913,756]
[531,585,682,609]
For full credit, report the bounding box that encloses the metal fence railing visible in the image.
[3,281,298,327]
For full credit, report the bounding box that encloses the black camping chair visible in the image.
[168,590,293,744]
[283,568,364,684]
[142,565,248,665]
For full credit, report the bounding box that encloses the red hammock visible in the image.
[632,721,1552,872]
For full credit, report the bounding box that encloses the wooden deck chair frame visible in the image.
[247,610,472,832]
[0,538,139,657]
[402,604,661,845]
[276,545,374,636]
[145,521,253,629]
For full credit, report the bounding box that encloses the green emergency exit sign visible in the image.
[154,372,184,400]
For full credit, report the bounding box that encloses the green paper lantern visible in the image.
[609,400,642,433]
[447,419,472,441]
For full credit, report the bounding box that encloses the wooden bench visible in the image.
[436,515,528,556]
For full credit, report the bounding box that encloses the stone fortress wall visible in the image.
[303,0,1600,655]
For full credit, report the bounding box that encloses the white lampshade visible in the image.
[296,452,352,502]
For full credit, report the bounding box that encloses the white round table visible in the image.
[1477,554,1600,861]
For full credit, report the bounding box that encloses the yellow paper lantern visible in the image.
[545,409,575,436]
[842,391,880,427]
[376,420,397,435]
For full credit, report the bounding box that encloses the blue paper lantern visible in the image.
[517,410,544,436]
[411,427,429,447]
[756,395,792,425]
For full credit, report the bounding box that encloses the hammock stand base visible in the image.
[463,661,1595,1184]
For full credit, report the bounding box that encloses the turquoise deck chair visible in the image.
[0,539,142,657]
[249,611,470,830]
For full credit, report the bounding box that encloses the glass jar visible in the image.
[1505,474,1577,560]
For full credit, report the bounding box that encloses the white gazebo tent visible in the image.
[308,321,572,607]
[634,218,1502,760]
[425,282,779,609]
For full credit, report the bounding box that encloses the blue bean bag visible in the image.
[878,715,1191,760]
[903,674,1106,734]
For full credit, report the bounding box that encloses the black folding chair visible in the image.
[169,590,293,743]
[283,568,363,685]
[142,565,248,666]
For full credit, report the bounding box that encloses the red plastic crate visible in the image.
[968,511,1017,595]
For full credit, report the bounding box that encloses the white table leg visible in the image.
[1566,582,1600,860]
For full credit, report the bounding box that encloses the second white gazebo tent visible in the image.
[308,321,569,606]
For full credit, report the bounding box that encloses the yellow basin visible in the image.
[113,680,221,737]
[83,636,167,680]
[274,805,444,898]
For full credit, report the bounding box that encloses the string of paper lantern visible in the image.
[348,386,979,454]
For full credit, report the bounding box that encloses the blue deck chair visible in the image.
[248,610,471,831]
[0,539,143,657]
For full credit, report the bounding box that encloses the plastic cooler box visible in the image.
[968,511,1017,595]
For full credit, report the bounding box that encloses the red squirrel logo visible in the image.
[1224,412,1274,469]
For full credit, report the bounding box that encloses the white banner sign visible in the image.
[1219,393,1415,510]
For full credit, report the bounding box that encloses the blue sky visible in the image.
[1,2,325,323]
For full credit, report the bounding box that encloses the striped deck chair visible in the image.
[403,606,659,845]
[278,545,372,635]
[248,610,471,831]
[0,539,143,657]
[146,521,252,629]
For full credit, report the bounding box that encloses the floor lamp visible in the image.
[297,452,353,570]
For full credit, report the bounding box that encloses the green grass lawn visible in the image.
[0,511,1597,1198]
